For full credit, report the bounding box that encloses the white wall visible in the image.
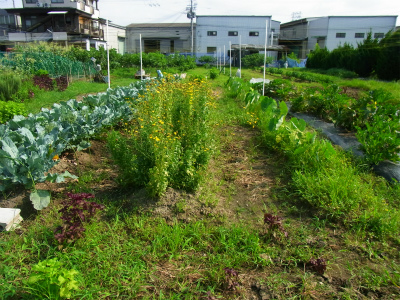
[125,24,191,53]
[196,16,273,54]
[106,24,126,54]
[324,16,397,50]
[307,17,329,51]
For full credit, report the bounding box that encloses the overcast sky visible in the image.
[1,0,399,26]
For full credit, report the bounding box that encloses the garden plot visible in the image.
[1,74,399,299]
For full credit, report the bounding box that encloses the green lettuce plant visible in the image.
[25,258,80,299]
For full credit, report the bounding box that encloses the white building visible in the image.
[280,16,398,58]
[125,23,192,54]
[195,15,280,61]
[106,22,126,54]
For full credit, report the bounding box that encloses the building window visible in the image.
[51,0,64,2]
[355,33,365,38]
[336,32,346,38]
[0,15,12,24]
[25,0,36,3]
[207,47,217,53]
[207,31,217,36]
[249,31,259,36]
[374,33,384,38]
[228,31,238,36]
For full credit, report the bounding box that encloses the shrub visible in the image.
[189,74,206,82]
[0,73,22,101]
[35,69,49,76]
[306,31,398,80]
[242,53,272,69]
[167,53,196,71]
[209,67,219,79]
[375,30,400,81]
[198,55,216,64]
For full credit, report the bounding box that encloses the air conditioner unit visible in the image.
[36,2,42,7]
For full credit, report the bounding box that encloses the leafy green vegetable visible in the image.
[0,81,147,208]
[30,190,51,210]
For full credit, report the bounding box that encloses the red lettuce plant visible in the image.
[55,76,69,91]
[224,268,240,291]
[33,74,54,91]
[264,213,288,237]
[309,258,327,275]
[54,193,104,245]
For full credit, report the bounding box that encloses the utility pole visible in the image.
[187,0,196,56]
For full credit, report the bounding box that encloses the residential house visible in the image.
[0,9,20,50]
[5,0,106,49]
[279,16,398,59]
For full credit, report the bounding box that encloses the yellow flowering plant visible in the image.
[108,79,215,196]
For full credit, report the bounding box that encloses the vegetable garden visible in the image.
[0,45,400,299]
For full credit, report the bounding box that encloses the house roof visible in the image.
[281,15,398,27]
[127,23,191,28]
[196,15,272,18]
[4,7,93,18]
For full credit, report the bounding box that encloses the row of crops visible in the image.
[226,77,400,239]
[242,78,400,165]
[0,80,147,209]
[1,51,96,78]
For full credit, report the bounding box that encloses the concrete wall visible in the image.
[125,23,192,54]
[106,23,126,54]
[307,17,329,51]
[323,16,397,50]
[196,15,275,54]
[281,16,397,57]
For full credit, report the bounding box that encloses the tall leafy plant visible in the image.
[108,79,215,196]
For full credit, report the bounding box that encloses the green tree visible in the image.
[306,44,330,69]
[353,32,380,77]
[375,30,400,81]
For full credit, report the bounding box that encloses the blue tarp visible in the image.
[287,58,307,68]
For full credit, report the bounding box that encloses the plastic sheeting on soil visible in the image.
[288,108,400,183]
[250,78,271,84]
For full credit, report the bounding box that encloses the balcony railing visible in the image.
[47,24,103,38]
